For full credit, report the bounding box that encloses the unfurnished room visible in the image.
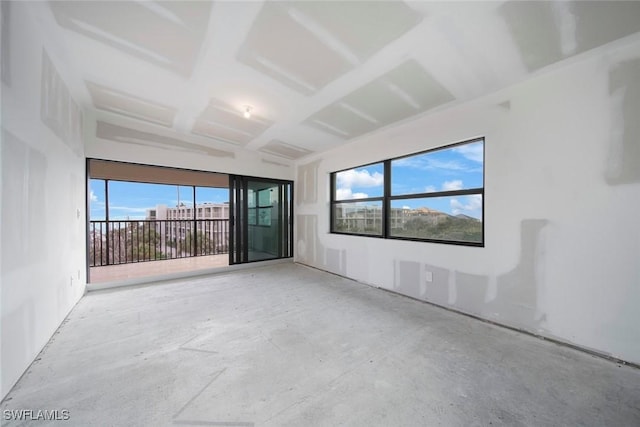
[1,1,640,425]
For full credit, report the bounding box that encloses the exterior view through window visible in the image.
[89,180,230,267]
[331,138,484,246]
[87,160,294,283]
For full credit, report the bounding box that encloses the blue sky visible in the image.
[335,140,484,219]
[90,180,229,220]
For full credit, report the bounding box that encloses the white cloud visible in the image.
[90,190,98,202]
[393,157,422,168]
[425,185,436,192]
[395,156,468,172]
[453,142,483,163]
[336,188,369,200]
[450,195,482,218]
[402,205,411,210]
[428,159,468,171]
[442,180,463,191]
[335,168,381,200]
[394,142,484,172]
[336,168,383,188]
[416,157,481,174]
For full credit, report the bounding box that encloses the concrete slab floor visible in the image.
[2,263,639,426]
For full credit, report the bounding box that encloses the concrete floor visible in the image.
[2,263,639,426]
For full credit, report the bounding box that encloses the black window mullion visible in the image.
[388,187,484,202]
[332,196,383,204]
[383,160,391,238]
[330,173,335,232]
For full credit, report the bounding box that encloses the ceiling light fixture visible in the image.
[244,106,252,119]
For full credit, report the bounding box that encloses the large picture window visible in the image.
[330,138,484,246]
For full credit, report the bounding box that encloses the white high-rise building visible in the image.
[146,203,230,221]
[145,203,230,251]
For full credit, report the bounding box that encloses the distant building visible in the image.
[145,203,230,250]
[334,204,450,233]
[146,203,229,221]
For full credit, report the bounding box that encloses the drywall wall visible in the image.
[84,111,295,182]
[1,3,86,399]
[295,34,640,365]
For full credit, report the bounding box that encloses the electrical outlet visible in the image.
[425,271,433,283]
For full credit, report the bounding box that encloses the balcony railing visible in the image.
[89,219,229,267]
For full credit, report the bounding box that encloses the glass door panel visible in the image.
[248,182,280,261]
[229,176,292,264]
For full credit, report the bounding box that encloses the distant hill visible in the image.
[454,213,481,222]
[394,209,482,243]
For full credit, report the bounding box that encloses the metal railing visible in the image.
[89,219,229,267]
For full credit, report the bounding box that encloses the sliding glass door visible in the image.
[229,176,293,264]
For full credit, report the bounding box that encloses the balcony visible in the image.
[89,219,230,283]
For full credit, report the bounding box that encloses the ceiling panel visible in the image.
[501,1,640,72]
[49,1,211,76]
[237,2,351,95]
[192,99,273,145]
[307,104,377,138]
[259,140,313,160]
[86,82,176,127]
[35,1,640,160]
[237,1,422,95]
[292,1,422,61]
[96,121,234,158]
[499,2,563,72]
[192,121,253,146]
[574,2,640,52]
[304,59,454,139]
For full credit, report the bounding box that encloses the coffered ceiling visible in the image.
[39,1,640,162]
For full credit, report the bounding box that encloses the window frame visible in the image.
[330,137,485,247]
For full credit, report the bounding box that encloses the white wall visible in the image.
[295,35,640,365]
[1,3,87,398]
